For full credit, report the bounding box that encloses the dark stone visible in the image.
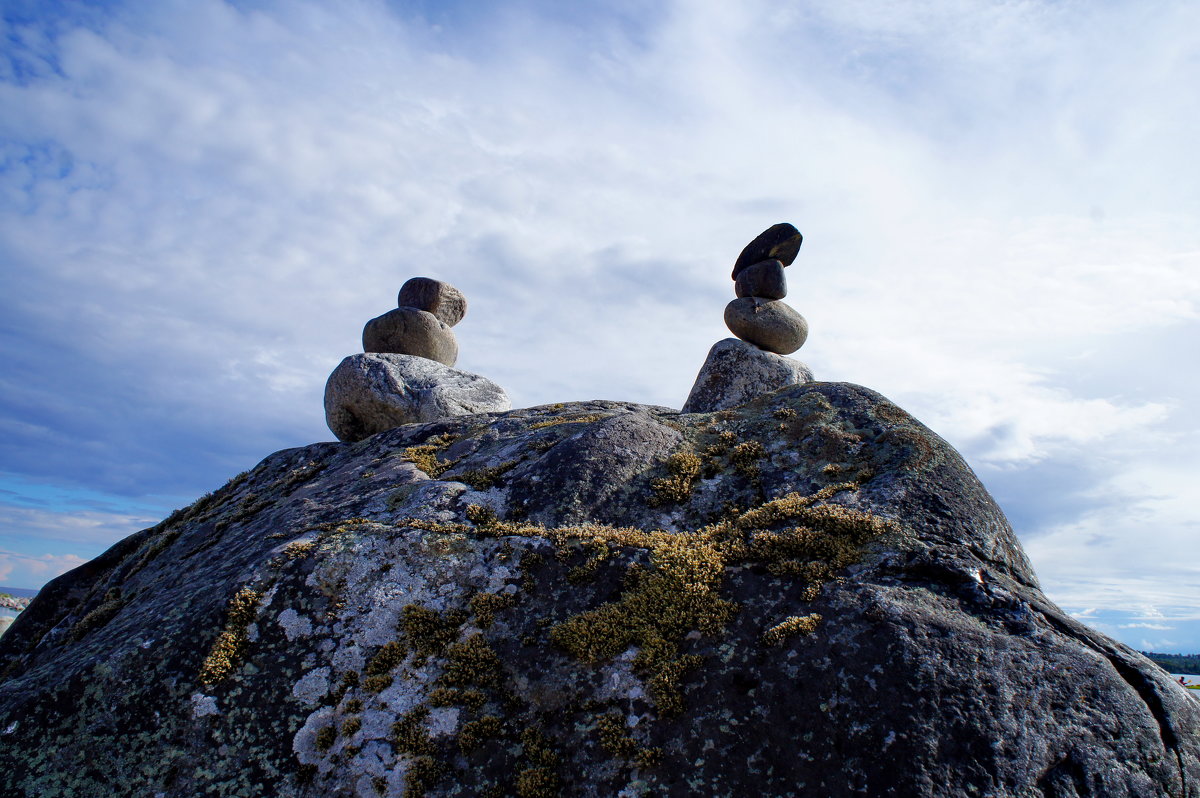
[724,297,808,354]
[397,277,467,327]
[2,386,1196,797]
[732,223,802,279]
[734,259,787,299]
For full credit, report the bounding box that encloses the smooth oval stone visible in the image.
[732,223,803,278]
[724,297,808,355]
[362,307,458,366]
[397,277,467,327]
[734,259,787,300]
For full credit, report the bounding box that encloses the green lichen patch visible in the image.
[198,586,263,686]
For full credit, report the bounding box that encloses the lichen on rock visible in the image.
[0,386,1196,797]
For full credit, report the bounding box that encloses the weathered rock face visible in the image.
[2,383,1197,798]
[682,338,813,413]
[324,353,511,442]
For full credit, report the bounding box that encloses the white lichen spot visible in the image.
[277,608,313,642]
[426,706,460,737]
[190,693,220,718]
[292,666,331,706]
[2,721,17,734]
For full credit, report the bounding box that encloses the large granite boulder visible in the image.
[1,384,1197,797]
[324,353,510,442]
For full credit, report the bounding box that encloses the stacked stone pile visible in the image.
[324,277,511,442]
[683,223,815,413]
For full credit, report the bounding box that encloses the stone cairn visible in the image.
[323,277,511,442]
[682,223,814,413]
[725,223,808,355]
[362,277,467,366]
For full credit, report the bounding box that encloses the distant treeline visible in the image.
[1142,652,1200,672]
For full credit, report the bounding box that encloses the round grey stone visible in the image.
[724,297,808,355]
[362,307,458,366]
[397,277,467,327]
[734,259,787,300]
[324,353,511,442]
[732,222,802,278]
[681,338,813,413]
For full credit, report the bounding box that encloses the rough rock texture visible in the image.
[324,353,511,442]
[734,259,787,300]
[682,338,813,414]
[732,223,803,278]
[724,297,809,355]
[363,308,459,366]
[2,384,1198,798]
[397,278,468,328]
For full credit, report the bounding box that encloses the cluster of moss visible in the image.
[67,587,126,643]
[596,711,662,769]
[648,452,702,506]
[401,433,457,478]
[198,586,263,686]
[470,591,519,628]
[458,461,520,490]
[444,473,889,716]
[761,613,822,646]
[527,413,604,431]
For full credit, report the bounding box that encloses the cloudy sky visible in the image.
[2,0,1198,653]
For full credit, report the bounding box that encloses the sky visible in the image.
[1,0,1198,653]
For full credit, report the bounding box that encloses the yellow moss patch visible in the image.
[527,413,604,431]
[762,613,822,646]
[648,452,702,506]
[458,715,503,752]
[198,586,263,685]
[470,591,519,628]
[401,433,457,478]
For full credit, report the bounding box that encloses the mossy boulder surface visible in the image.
[1,383,1197,797]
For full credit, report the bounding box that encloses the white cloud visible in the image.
[0,548,87,587]
[1,0,1199,648]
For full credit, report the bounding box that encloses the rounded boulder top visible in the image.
[732,222,803,279]
[397,277,467,327]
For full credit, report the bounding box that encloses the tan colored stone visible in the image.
[362,307,458,366]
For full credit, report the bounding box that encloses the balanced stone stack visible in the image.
[683,223,815,413]
[324,277,511,442]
